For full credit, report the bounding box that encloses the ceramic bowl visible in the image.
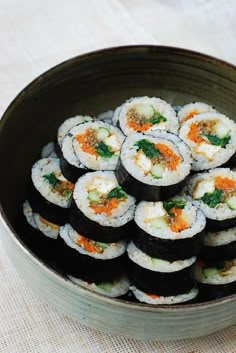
[0,46,236,341]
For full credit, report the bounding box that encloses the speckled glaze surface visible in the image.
[0,46,236,341]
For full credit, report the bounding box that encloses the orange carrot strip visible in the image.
[155,143,180,170]
[90,198,121,216]
[39,217,59,230]
[214,176,236,190]
[187,122,205,144]
[183,110,198,122]
[169,208,188,232]
[76,129,98,156]
[77,236,97,253]
[127,120,152,132]
[147,293,161,299]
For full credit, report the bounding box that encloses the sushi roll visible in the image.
[28,158,74,224]
[130,286,198,305]
[115,132,192,201]
[68,275,130,298]
[41,142,57,158]
[56,115,94,157]
[179,112,236,171]
[71,171,136,241]
[127,242,196,296]
[133,198,205,260]
[185,168,236,231]
[178,102,216,126]
[201,227,236,261]
[195,258,236,301]
[60,125,92,183]
[72,121,125,170]
[20,201,59,260]
[112,96,178,135]
[97,110,114,123]
[59,223,127,282]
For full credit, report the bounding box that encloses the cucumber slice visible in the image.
[96,282,113,291]
[96,241,108,250]
[226,195,236,210]
[135,104,155,118]
[215,121,231,138]
[203,267,218,278]
[96,127,110,141]
[88,190,101,202]
[151,258,169,267]
[150,164,165,179]
[150,217,168,229]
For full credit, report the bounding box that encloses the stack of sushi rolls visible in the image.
[22,157,74,260]
[116,131,192,201]
[59,171,136,297]
[185,168,236,299]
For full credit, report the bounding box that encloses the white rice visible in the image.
[41,142,57,158]
[135,200,206,240]
[73,171,136,227]
[179,112,236,171]
[23,200,38,229]
[178,102,217,126]
[185,168,236,220]
[204,227,236,247]
[195,259,236,284]
[114,96,178,136]
[127,242,196,272]
[32,158,73,208]
[97,110,114,124]
[57,115,93,147]
[59,224,126,260]
[72,121,125,170]
[61,125,87,168]
[131,285,198,305]
[68,275,130,297]
[33,213,59,239]
[120,132,192,186]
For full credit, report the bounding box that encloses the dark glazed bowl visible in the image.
[0,46,236,341]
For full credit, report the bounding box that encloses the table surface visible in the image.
[1,0,236,352]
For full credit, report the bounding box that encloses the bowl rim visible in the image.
[1,44,236,312]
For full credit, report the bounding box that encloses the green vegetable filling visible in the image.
[200,188,223,208]
[148,113,167,125]
[202,133,231,148]
[134,139,161,159]
[95,141,114,158]
[107,186,127,200]
[43,173,59,187]
[163,199,186,217]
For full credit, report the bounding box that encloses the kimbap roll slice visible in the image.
[41,142,57,158]
[195,258,236,300]
[130,285,198,305]
[178,102,216,126]
[21,201,59,260]
[72,121,125,170]
[60,125,92,183]
[112,96,178,135]
[179,112,236,171]
[127,242,196,296]
[59,223,127,282]
[115,132,192,201]
[201,227,236,261]
[68,275,130,298]
[133,198,205,260]
[185,168,236,230]
[73,171,136,227]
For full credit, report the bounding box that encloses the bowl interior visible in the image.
[1,45,236,284]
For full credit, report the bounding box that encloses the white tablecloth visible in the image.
[1,1,236,352]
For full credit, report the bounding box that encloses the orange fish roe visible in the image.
[187,122,205,144]
[39,217,60,230]
[169,208,188,232]
[214,176,236,190]
[90,198,121,216]
[76,129,98,156]
[127,120,152,132]
[155,143,180,170]
[183,110,198,122]
[147,293,161,299]
[76,235,100,253]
